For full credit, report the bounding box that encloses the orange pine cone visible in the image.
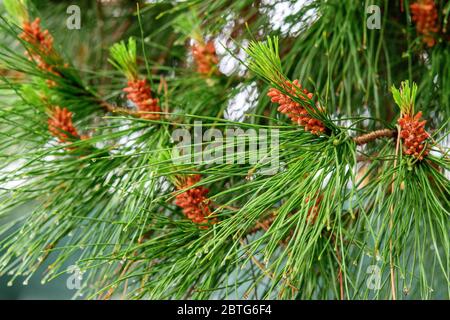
[20,18,59,85]
[410,0,439,47]
[398,111,429,160]
[123,79,161,120]
[48,107,80,143]
[175,174,215,226]
[20,18,54,57]
[191,41,219,75]
[267,80,326,135]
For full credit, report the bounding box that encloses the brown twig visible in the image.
[98,99,137,115]
[353,129,396,145]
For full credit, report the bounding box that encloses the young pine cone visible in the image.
[48,107,80,143]
[20,18,59,85]
[175,175,215,226]
[398,111,429,160]
[20,18,54,58]
[267,80,326,135]
[123,79,161,120]
[410,0,440,47]
[191,41,219,75]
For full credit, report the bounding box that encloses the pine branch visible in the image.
[0,0,448,300]
[353,129,397,145]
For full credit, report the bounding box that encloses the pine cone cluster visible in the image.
[175,174,215,226]
[267,80,326,135]
[410,0,439,47]
[123,79,161,120]
[398,111,429,160]
[48,107,80,143]
[20,18,59,83]
[191,41,219,75]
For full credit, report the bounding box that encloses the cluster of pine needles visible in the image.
[0,0,449,300]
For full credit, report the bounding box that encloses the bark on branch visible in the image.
[353,129,396,145]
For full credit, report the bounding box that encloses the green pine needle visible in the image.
[3,0,29,24]
[0,0,448,301]
[108,37,138,81]
[246,36,284,86]
[391,80,418,116]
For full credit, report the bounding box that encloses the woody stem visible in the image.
[353,129,397,145]
[98,100,139,116]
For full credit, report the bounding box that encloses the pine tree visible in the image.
[0,0,449,300]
